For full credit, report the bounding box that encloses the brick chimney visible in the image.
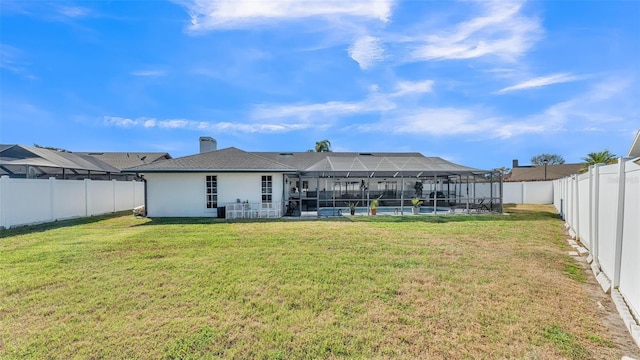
[512,159,519,168]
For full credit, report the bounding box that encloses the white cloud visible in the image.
[104,116,139,128]
[174,0,393,32]
[408,1,541,62]
[497,73,583,93]
[103,116,314,134]
[391,108,493,135]
[0,44,35,79]
[348,104,562,140]
[158,119,190,129]
[251,93,396,122]
[391,80,434,97]
[58,6,91,18]
[349,35,385,69]
[131,69,167,77]
[103,76,635,140]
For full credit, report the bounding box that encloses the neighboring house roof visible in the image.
[0,145,121,173]
[74,151,172,170]
[628,129,640,158]
[507,163,584,182]
[124,147,296,172]
[125,148,487,176]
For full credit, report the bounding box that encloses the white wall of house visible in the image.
[144,172,285,217]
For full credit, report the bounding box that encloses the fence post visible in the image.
[0,176,7,229]
[84,178,90,216]
[613,158,627,287]
[132,180,137,208]
[49,177,56,222]
[574,175,580,240]
[591,164,600,264]
[559,179,564,219]
[112,179,117,213]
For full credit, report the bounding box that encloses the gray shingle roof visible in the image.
[74,152,172,170]
[125,148,486,176]
[1,145,121,173]
[302,155,482,175]
[124,147,296,172]
[253,151,426,171]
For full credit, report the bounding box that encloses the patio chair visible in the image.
[285,200,297,216]
[476,198,490,213]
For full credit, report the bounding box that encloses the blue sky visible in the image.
[1,0,639,170]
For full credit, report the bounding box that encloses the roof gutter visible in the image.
[121,169,298,173]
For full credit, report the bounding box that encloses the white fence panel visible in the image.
[88,180,115,216]
[555,158,640,344]
[503,181,553,204]
[553,180,562,213]
[524,181,553,204]
[577,174,591,250]
[503,183,523,204]
[620,164,640,318]
[54,180,87,219]
[114,181,135,211]
[596,167,619,278]
[0,178,51,227]
[0,177,144,228]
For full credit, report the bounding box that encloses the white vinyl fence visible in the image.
[554,159,640,346]
[0,176,144,229]
[503,181,553,204]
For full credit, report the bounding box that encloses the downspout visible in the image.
[140,174,148,217]
[282,174,287,217]
[400,173,404,215]
[432,173,437,216]
[499,171,504,213]
[490,170,494,212]
[316,176,320,217]
[298,172,303,216]
[465,173,470,214]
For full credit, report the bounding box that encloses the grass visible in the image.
[0,205,632,359]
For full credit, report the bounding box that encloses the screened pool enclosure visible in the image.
[273,153,503,217]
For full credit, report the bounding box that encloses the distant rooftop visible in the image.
[507,163,584,182]
[74,151,172,170]
[1,145,120,173]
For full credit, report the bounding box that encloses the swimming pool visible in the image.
[317,206,451,217]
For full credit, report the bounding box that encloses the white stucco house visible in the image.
[124,138,499,218]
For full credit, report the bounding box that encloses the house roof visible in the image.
[507,163,584,182]
[123,147,296,172]
[300,154,483,176]
[0,145,121,173]
[74,151,172,170]
[125,148,488,177]
[628,129,640,158]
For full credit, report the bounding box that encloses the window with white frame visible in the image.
[206,175,217,208]
[261,175,272,203]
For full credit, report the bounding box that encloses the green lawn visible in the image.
[0,205,634,359]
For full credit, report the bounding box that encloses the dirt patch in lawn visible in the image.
[572,251,640,358]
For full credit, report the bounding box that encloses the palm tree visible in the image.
[579,150,617,172]
[314,139,332,152]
